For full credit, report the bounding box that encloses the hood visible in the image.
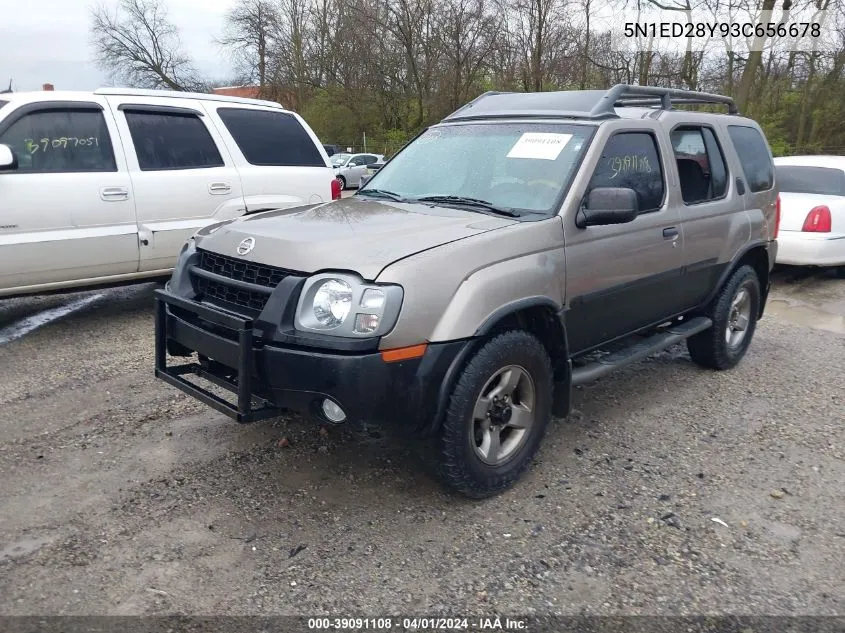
[194,197,516,280]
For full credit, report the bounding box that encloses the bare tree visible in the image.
[90,0,205,91]
[218,0,279,91]
[434,0,499,109]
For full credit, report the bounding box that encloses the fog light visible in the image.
[322,399,346,423]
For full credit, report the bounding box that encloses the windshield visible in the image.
[776,165,845,196]
[360,122,594,215]
[331,153,352,166]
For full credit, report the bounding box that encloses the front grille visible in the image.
[196,277,269,313]
[198,250,292,287]
[192,249,299,314]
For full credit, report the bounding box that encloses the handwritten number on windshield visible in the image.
[609,154,651,179]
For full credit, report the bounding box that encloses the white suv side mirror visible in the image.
[0,144,18,171]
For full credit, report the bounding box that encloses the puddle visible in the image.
[767,298,845,335]
[0,535,54,561]
[0,293,105,345]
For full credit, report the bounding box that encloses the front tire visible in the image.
[687,264,761,370]
[337,175,347,190]
[435,330,553,499]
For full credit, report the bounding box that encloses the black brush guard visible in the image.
[154,289,284,423]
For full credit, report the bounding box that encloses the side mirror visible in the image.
[576,187,638,228]
[359,175,372,188]
[0,144,18,171]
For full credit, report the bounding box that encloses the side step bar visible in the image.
[571,316,713,386]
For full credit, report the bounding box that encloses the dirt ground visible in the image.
[0,267,843,616]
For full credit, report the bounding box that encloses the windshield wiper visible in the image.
[413,195,520,217]
[356,188,406,202]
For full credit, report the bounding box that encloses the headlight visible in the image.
[295,273,403,337]
[313,279,352,327]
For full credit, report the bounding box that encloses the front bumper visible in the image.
[775,231,845,267]
[154,289,466,429]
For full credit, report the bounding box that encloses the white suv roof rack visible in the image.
[93,87,286,110]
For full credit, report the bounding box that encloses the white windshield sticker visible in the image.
[506,132,572,160]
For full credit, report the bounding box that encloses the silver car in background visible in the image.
[332,152,384,189]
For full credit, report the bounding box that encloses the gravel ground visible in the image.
[0,267,843,616]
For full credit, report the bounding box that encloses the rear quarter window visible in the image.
[727,125,774,193]
[217,108,325,167]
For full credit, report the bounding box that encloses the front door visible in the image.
[0,99,138,292]
[563,129,686,354]
[105,96,245,272]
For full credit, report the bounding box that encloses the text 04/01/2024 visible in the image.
[306,616,529,630]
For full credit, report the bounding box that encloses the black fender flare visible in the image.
[423,296,570,436]
[699,240,772,315]
[474,296,562,336]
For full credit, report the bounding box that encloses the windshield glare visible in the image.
[332,153,351,166]
[360,122,593,214]
[776,165,845,196]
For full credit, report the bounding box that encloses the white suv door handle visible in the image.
[209,182,232,195]
[100,186,129,201]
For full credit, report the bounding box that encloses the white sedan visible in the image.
[774,155,845,277]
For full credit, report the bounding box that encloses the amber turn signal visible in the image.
[380,343,428,363]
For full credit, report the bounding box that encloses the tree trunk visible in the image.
[797,52,818,150]
[579,0,590,90]
[736,0,788,113]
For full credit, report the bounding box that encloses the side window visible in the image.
[670,126,728,204]
[0,108,116,173]
[727,125,774,192]
[587,131,664,212]
[216,108,325,167]
[363,155,378,165]
[349,156,366,166]
[124,110,224,171]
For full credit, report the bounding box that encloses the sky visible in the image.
[0,0,236,92]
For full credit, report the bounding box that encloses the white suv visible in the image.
[331,152,384,189]
[0,88,339,298]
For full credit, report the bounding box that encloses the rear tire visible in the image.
[687,264,761,370]
[435,330,553,499]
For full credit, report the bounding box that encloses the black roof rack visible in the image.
[443,84,738,122]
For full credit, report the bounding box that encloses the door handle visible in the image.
[209,182,232,195]
[663,227,679,239]
[736,177,746,195]
[100,186,129,201]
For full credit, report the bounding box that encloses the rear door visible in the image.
[105,96,246,272]
[0,97,138,292]
[668,123,741,308]
[207,105,333,212]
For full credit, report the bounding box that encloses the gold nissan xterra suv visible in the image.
[155,85,780,498]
